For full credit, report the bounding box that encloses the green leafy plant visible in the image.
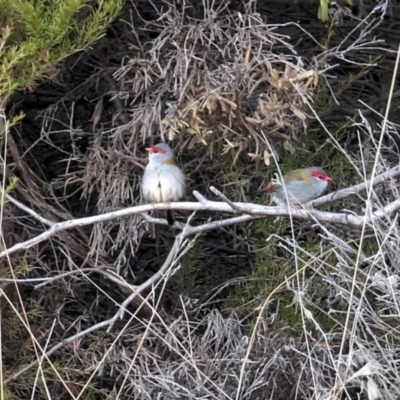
[318,0,354,22]
[0,0,123,107]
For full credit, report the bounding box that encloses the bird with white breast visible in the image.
[259,167,332,206]
[142,142,185,225]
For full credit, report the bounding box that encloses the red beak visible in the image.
[261,183,275,191]
[256,183,276,193]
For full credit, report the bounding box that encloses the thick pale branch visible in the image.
[210,186,243,212]
[2,165,399,259]
[0,200,357,259]
[372,198,400,220]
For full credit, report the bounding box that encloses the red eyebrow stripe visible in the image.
[145,146,167,154]
[311,170,332,181]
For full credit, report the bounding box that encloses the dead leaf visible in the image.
[245,117,261,125]
[204,94,218,114]
[313,73,319,87]
[188,135,198,149]
[293,70,315,81]
[292,107,307,120]
[268,68,283,90]
[177,119,190,128]
[263,149,270,166]
[244,43,252,67]
[219,97,237,110]
[284,140,296,153]
[168,128,175,141]
[247,153,260,161]
[191,118,201,134]
[90,97,103,129]
[218,97,228,113]
[258,100,267,116]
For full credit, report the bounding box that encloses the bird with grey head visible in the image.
[142,143,185,225]
[258,167,332,205]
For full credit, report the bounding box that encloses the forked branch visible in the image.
[1,165,399,260]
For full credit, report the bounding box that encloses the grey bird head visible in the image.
[145,143,175,165]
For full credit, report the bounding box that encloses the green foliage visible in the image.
[176,240,206,298]
[318,0,353,22]
[0,387,13,400]
[318,0,330,22]
[0,2,128,387]
[225,219,326,332]
[0,0,123,106]
[13,259,32,276]
[0,175,19,204]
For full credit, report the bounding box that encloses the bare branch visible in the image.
[4,222,192,383]
[210,186,243,213]
[192,190,208,204]
[311,165,400,207]
[107,233,185,328]
[2,165,399,260]
[0,196,397,260]
[6,193,55,227]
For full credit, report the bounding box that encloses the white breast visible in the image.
[273,178,328,204]
[142,163,185,203]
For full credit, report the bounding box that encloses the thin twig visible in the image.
[4,217,194,383]
[210,186,243,213]
[107,233,184,328]
[6,193,55,227]
[193,190,208,204]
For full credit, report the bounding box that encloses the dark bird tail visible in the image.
[166,210,174,225]
[250,183,277,197]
